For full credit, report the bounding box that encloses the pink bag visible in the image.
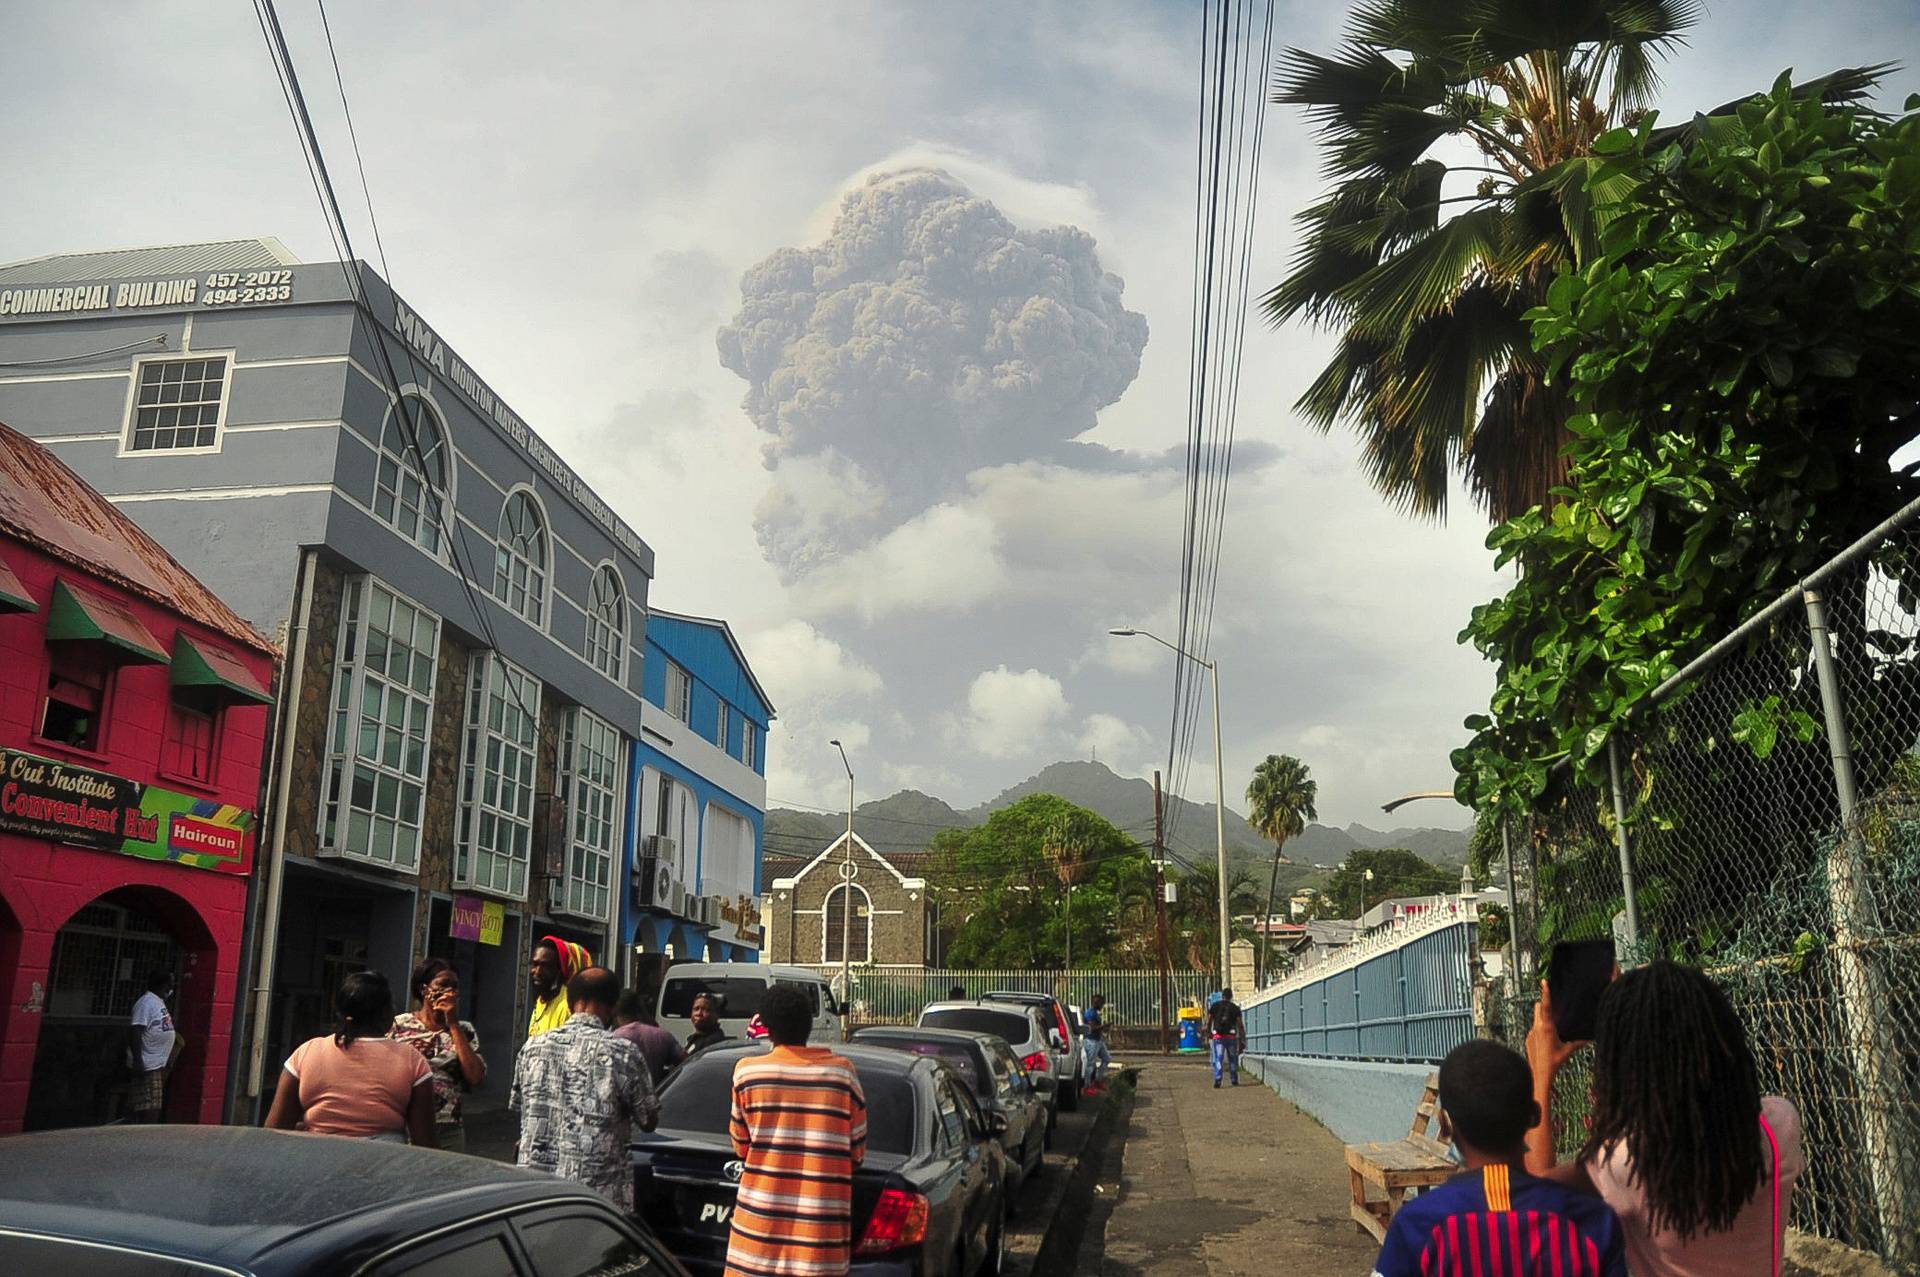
[1760,1114,1782,1277]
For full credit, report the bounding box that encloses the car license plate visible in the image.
[682,1186,738,1235]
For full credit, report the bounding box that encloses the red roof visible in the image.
[0,422,275,656]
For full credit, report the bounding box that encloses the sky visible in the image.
[3,1,1917,833]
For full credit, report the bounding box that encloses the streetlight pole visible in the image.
[830,738,854,1039]
[1109,627,1232,992]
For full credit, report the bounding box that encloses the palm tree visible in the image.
[1246,755,1318,986]
[1267,0,1708,521]
[1043,815,1093,968]
[1266,3,1880,521]
[1173,862,1261,982]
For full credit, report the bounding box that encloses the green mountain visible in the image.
[763,761,1471,889]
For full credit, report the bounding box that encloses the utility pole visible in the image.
[830,739,854,1041]
[1154,770,1173,1055]
[1064,883,1074,970]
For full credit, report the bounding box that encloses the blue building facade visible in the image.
[625,610,772,963]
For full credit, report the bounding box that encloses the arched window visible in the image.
[493,490,548,623]
[374,392,450,554]
[823,884,871,964]
[585,564,626,679]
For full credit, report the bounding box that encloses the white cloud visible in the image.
[948,666,1072,759]
[745,619,883,705]
[795,502,1005,621]
[1076,713,1155,775]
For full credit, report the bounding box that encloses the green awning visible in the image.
[47,579,166,663]
[0,556,36,614]
[172,632,273,705]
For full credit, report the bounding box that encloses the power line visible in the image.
[252,0,537,730]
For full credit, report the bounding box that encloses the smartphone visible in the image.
[1548,939,1616,1042]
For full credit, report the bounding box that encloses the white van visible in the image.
[655,963,842,1043]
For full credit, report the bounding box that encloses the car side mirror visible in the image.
[987,1112,1009,1135]
[1048,1029,1065,1051]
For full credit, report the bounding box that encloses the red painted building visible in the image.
[0,423,275,1132]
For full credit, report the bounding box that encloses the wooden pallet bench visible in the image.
[1344,1071,1456,1241]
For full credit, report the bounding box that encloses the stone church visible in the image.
[762,832,938,969]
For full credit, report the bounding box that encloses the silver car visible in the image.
[918,1000,1060,1126]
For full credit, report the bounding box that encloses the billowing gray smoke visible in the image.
[717,169,1149,579]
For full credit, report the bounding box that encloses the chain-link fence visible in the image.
[1493,514,1920,1273]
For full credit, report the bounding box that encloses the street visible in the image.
[1088,1054,1376,1277]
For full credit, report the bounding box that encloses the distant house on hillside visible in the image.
[762,832,936,969]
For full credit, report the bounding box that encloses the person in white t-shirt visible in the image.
[127,969,178,1123]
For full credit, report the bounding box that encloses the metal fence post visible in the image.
[1606,737,1643,952]
[1804,588,1911,1261]
[1500,817,1521,998]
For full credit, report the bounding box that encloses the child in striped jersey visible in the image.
[1373,1040,1626,1277]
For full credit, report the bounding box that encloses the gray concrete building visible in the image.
[0,239,657,1109]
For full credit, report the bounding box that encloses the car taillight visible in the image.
[1055,1006,1072,1043]
[1023,1050,1050,1074]
[856,1188,930,1255]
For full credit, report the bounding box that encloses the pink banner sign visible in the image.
[451,894,485,942]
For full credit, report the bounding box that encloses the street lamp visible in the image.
[1383,787,1521,985]
[829,738,854,1038]
[1108,626,1232,992]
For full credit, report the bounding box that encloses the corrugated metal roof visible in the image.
[0,238,299,286]
[0,421,276,656]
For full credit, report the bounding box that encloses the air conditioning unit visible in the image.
[669,882,690,918]
[699,894,723,926]
[631,855,680,911]
[644,834,676,861]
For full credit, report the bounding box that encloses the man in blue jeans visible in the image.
[1081,994,1111,1091]
[1207,988,1244,1087]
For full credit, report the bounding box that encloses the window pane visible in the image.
[514,1215,654,1277]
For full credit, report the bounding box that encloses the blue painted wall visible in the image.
[642,614,771,767]
[1242,1054,1448,1148]
[624,611,771,963]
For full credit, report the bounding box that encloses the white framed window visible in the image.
[374,391,452,556]
[704,804,753,896]
[321,577,439,871]
[455,652,542,900]
[559,707,622,922]
[493,489,548,624]
[124,353,232,453]
[740,719,758,769]
[715,701,730,751]
[585,564,625,680]
[823,884,872,964]
[665,661,691,722]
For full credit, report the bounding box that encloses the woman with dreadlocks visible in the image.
[1525,961,1804,1276]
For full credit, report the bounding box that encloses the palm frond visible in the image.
[1466,368,1573,521]
[1338,207,1505,335]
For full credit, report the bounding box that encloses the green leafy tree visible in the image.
[1168,861,1263,981]
[1265,0,1709,520]
[1245,754,1318,984]
[1454,82,1920,815]
[1326,848,1458,918]
[934,795,1151,968]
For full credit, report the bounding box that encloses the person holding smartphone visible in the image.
[1525,961,1803,1276]
[390,957,486,1152]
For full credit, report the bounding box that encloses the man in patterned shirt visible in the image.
[511,966,657,1208]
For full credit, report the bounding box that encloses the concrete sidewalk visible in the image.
[1090,1053,1378,1277]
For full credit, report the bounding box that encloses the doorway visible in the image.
[23,889,204,1129]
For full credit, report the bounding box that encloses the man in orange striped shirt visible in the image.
[724,986,868,1277]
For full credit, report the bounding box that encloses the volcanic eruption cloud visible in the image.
[717,169,1149,581]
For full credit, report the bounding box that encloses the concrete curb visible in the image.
[1027,1073,1135,1276]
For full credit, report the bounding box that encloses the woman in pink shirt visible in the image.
[266,970,437,1147]
[1526,961,1802,1277]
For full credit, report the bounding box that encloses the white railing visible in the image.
[1247,896,1479,1009]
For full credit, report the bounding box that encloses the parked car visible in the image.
[979,991,1083,1111]
[656,961,842,1043]
[852,1026,1049,1207]
[0,1125,685,1276]
[632,1040,1007,1277]
[916,1001,1059,1129]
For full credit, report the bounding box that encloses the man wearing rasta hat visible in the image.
[528,936,592,1038]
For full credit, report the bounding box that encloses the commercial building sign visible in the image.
[718,894,764,945]
[0,270,296,317]
[0,749,253,874]
[450,893,507,946]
